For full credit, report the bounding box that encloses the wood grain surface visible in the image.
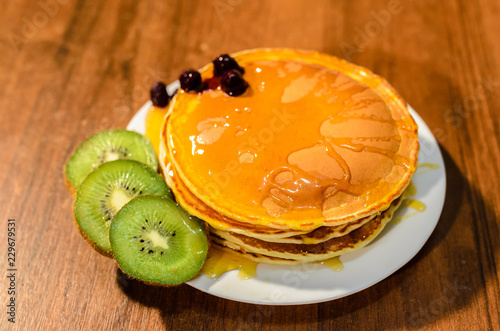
[1,0,499,330]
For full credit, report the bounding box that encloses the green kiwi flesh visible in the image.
[65,130,158,190]
[110,195,208,286]
[74,160,172,254]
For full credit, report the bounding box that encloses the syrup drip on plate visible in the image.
[414,163,440,176]
[202,246,258,280]
[316,256,344,271]
[202,246,344,280]
[392,163,438,223]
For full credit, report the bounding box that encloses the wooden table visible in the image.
[1,0,499,329]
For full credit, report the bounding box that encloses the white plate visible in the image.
[127,86,446,305]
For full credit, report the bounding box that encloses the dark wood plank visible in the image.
[0,0,498,329]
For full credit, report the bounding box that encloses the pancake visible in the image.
[210,196,403,264]
[158,48,419,265]
[161,49,419,231]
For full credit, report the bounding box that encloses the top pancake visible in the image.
[163,49,419,230]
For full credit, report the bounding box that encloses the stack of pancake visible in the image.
[159,49,419,265]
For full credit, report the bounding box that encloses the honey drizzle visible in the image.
[202,246,258,280]
[256,61,416,216]
[323,140,352,181]
[419,163,439,169]
[326,137,411,168]
[393,163,438,223]
[327,113,394,124]
[202,246,344,280]
[261,118,413,213]
[415,163,440,176]
[403,199,426,212]
[145,105,168,156]
[316,256,344,271]
[392,166,439,224]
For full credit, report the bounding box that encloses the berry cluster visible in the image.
[150,54,249,106]
[180,54,249,96]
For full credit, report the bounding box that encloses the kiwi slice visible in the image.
[65,130,158,191]
[110,195,208,286]
[74,160,172,256]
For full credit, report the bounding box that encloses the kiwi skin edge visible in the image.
[114,212,212,287]
[71,199,114,258]
[115,264,180,288]
[63,167,77,198]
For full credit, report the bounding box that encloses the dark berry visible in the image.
[221,69,249,96]
[150,81,169,107]
[213,54,244,76]
[179,70,202,92]
[197,81,209,93]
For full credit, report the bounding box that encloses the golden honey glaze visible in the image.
[145,105,168,156]
[167,58,418,226]
[202,245,258,280]
[202,245,344,279]
[403,199,426,212]
[393,181,424,224]
[418,163,439,170]
[392,161,439,223]
[414,162,440,176]
[316,256,344,271]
